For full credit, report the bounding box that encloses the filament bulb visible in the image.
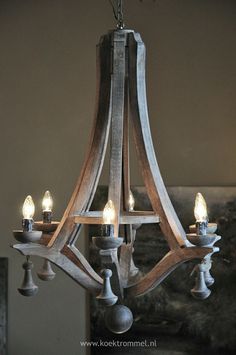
[103,200,115,225]
[22,195,35,219]
[194,192,208,222]
[128,191,135,211]
[42,190,53,212]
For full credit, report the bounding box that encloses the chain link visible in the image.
[109,0,124,29]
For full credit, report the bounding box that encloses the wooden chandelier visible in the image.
[13,24,220,334]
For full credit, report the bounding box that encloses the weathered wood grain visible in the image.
[122,76,130,215]
[108,31,126,237]
[125,246,212,297]
[74,210,160,224]
[128,32,188,250]
[12,29,211,304]
[13,244,102,294]
[48,33,112,250]
[62,244,102,284]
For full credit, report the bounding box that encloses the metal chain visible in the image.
[109,0,157,29]
[117,0,124,28]
[109,0,124,29]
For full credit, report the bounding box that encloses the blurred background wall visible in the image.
[0,0,235,354]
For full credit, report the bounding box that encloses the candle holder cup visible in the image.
[186,233,221,247]
[92,236,123,250]
[13,230,42,243]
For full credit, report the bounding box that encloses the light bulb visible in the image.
[128,191,135,211]
[194,193,208,222]
[42,190,53,212]
[103,200,115,225]
[22,195,35,219]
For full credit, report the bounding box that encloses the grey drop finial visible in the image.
[96,268,118,306]
[191,262,211,300]
[18,257,39,297]
[37,259,56,281]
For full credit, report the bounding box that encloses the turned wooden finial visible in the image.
[37,259,56,281]
[18,257,38,297]
[96,269,118,306]
[191,262,211,300]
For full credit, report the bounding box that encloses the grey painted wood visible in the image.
[126,247,212,297]
[13,244,102,294]
[49,33,112,250]
[108,30,126,237]
[74,211,160,224]
[12,30,218,313]
[128,32,188,249]
[89,186,228,351]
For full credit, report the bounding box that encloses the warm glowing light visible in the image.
[103,200,115,224]
[194,192,208,222]
[42,190,53,212]
[22,195,35,219]
[128,191,135,211]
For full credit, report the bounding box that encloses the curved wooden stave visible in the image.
[125,246,212,298]
[107,30,126,237]
[61,244,102,284]
[13,243,103,295]
[128,32,188,250]
[48,33,112,251]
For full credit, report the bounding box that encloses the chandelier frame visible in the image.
[13,29,214,303]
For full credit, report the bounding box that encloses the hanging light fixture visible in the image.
[12,0,221,334]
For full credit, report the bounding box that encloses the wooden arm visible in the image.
[125,246,212,297]
[13,243,102,295]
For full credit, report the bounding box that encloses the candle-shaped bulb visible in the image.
[42,190,53,223]
[42,190,53,212]
[22,195,35,219]
[102,200,115,237]
[194,193,208,236]
[128,191,135,211]
[22,195,35,231]
[194,193,208,222]
[103,200,115,225]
